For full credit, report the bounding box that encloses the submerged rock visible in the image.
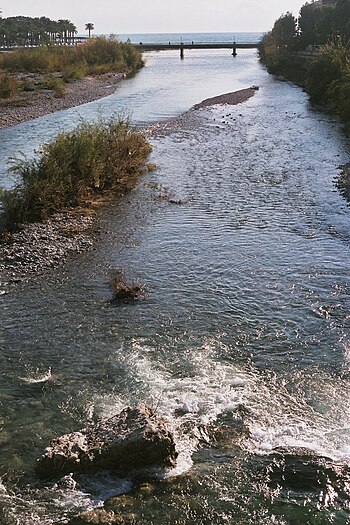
[256,447,350,492]
[69,509,126,525]
[69,474,206,525]
[36,404,177,480]
[245,447,350,521]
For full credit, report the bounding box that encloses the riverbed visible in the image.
[1,48,350,524]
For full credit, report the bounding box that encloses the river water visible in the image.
[1,47,350,524]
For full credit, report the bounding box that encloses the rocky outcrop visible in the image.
[36,404,177,480]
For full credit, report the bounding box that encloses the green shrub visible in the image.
[0,46,68,72]
[63,62,87,81]
[303,41,350,121]
[0,38,143,75]
[0,118,152,229]
[305,42,348,104]
[43,74,66,97]
[327,66,350,121]
[0,73,18,98]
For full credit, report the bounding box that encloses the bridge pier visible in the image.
[232,43,237,56]
[180,43,184,59]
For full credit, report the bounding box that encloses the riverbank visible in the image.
[0,71,128,129]
[0,87,258,286]
[0,209,95,286]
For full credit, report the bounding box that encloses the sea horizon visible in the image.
[117,31,264,44]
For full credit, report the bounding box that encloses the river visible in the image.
[1,46,350,524]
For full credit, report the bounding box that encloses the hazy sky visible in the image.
[4,1,305,35]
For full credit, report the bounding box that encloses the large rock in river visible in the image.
[36,404,177,480]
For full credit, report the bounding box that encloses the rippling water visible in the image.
[1,48,350,524]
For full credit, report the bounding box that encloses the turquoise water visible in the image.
[1,40,350,524]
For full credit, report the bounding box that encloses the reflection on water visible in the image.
[1,49,350,523]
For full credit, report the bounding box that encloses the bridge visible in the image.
[0,40,259,57]
[132,42,258,58]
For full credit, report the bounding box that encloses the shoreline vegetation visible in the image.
[258,0,350,124]
[1,117,153,230]
[0,117,153,283]
[0,36,143,129]
[0,87,257,283]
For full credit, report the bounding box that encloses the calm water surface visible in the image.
[1,48,350,524]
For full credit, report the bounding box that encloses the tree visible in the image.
[85,23,94,38]
[258,13,297,74]
[334,0,350,42]
[298,2,336,48]
[299,3,318,47]
[0,16,77,46]
[272,12,297,50]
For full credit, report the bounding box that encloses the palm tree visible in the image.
[85,23,94,38]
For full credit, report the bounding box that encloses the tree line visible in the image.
[259,0,350,122]
[0,16,78,47]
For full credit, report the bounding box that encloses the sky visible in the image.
[3,0,305,35]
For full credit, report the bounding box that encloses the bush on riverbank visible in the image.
[0,73,18,98]
[0,118,152,229]
[0,37,143,75]
[306,42,350,121]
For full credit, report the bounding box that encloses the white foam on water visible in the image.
[0,473,132,525]
[94,337,254,475]
[240,369,350,461]
[98,337,350,466]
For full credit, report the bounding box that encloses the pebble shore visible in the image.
[0,72,127,129]
[0,211,95,286]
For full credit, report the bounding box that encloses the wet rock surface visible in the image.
[69,509,125,525]
[0,210,94,284]
[36,404,178,480]
[65,441,350,524]
[247,446,350,520]
[69,474,210,525]
[253,446,350,493]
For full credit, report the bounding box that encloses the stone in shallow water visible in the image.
[69,509,128,525]
[69,474,205,525]
[36,404,177,480]
[255,447,350,492]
